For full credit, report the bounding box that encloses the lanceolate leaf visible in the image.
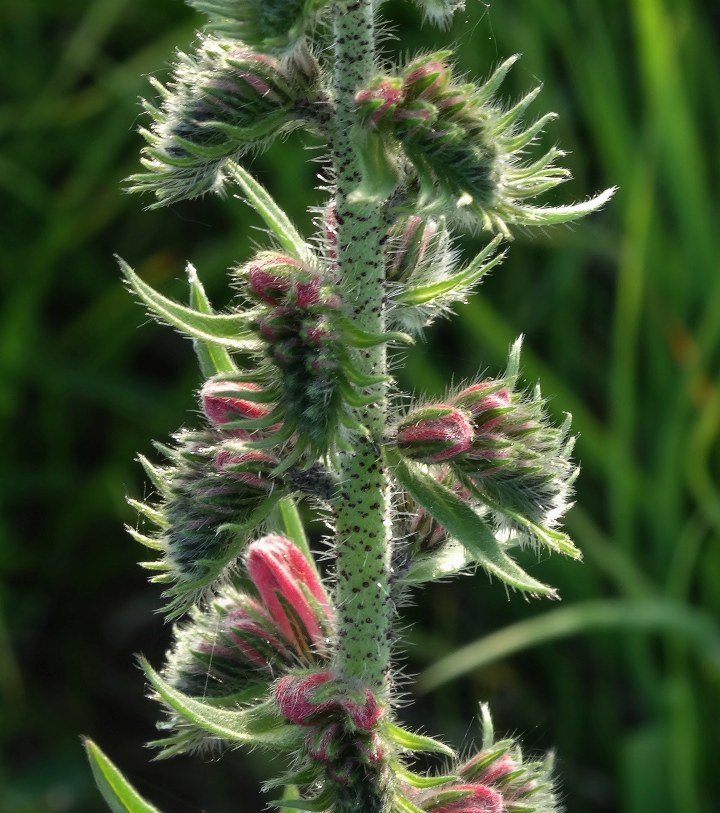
[226,162,314,265]
[186,262,238,377]
[119,258,260,350]
[83,738,163,813]
[141,659,302,750]
[385,447,557,598]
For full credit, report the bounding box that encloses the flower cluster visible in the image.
[164,534,334,700]
[129,37,320,205]
[129,429,286,614]
[393,339,579,556]
[185,0,333,53]
[357,53,613,235]
[227,249,390,462]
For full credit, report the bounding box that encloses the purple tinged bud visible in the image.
[223,597,292,667]
[274,671,335,725]
[246,534,333,649]
[245,253,308,304]
[214,449,277,490]
[402,56,450,100]
[397,405,474,463]
[355,77,405,126]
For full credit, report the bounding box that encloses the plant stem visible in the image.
[330,0,393,696]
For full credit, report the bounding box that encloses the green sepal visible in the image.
[348,128,400,204]
[336,313,414,348]
[420,788,474,808]
[384,721,456,758]
[126,498,167,528]
[141,658,303,751]
[394,795,427,813]
[119,258,260,350]
[396,235,505,306]
[187,263,238,377]
[226,162,314,265]
[392,762,460,789]
[385,447,558,598]
[83,738,163,813]
[137,455,172,499]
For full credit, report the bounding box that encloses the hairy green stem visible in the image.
[330,0,393,695]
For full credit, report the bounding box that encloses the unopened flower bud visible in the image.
[356,77,405,126]
[201,380,272,426]
[402,54,450,100]
[396,405,474,463]
[274,671,335,725]
[246,535,333,653]
[214,448,277,490]
[244,252,310,304]
[424,784,503,813]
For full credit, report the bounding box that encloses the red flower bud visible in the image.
[223,597,292,667]
[214,449,277,490]
[245,253,308,304]
[274,671,335,725]
[201,380,271,426]
[246,535,332,650]
[397,405,474,463]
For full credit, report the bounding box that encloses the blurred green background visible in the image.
[2,0,719,811]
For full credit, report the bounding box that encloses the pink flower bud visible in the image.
[214,449,277,490]
[337,686,383,731]
[402,56,449,100]
[201,380,271,426]
[356,77,405,125]
[246,535,332,649]
[397,405,474,463]
[428,785,503,813]
[244,253,308,304]
[453,383,512,432]
[223,597,292,667]
[274,671,335,725]
[305,722,343,762]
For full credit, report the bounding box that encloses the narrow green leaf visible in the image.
[141,658,301,750]
[187,262,238,377]
[384,722,456,758]
[394,795,427,813]
[119,258,259,350]
[278,496,311,559]
[392,762,459,789]
[336,314,414,347]
[397,236,506,306]
[385,447,557,598]
[226,162,314,265]
[83,738,162,813]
